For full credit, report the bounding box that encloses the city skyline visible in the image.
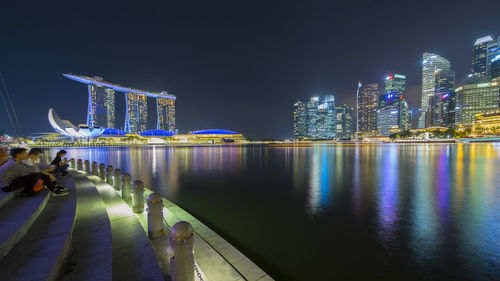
[1,1,499,139]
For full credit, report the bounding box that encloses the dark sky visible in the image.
[1,0,499,139]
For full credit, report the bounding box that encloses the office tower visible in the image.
[430,69,456,127]
[293,95,336,140]
[455,81,500,126]
[421,53,451,127]
[378,74,409,133]
[293,101,307,139]
[87,84,115,128]
[357,82,379,133]
[157,96,176,132]
[473,36,500,79]
[125,92,148,133]
[315,95,336,139]
[335,105,354,139]
[306,97,320,138]
[377,106,400,136]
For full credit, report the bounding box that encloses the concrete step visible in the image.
[58,171,112,281]
[88,176,165,281]
[0,176,77,281]
[0,189,21,209]
[0,190,50,260]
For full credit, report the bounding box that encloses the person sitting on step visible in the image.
[0,148,68,196]
[24,148,57,182]
[50,150,70,177]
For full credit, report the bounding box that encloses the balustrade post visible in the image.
[70,158,75,169]
[91,161,98,176]
[122,173,132,202]
[113,169,122,191]
[106,165,114,185]
[147,193,165,239]
[169,221,195,281]
[77,159,83,171]
[131,180,145,213]
[84,160,91,173]
[98,163,106,179]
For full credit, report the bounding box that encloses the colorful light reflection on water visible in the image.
[52,144,500,280]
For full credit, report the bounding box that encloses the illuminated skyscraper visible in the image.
[377,106,399,136]
[491,53,500,79]
[377,74,409,134]
[421,53,451,127]
[87,84,115,128]
[125,92,148,133]
[430,69,456,127]
[293,101,307,139]
[293,95,335,140]
[335,105,354,139]
[64,74,176,134]
[316,95,336,139]
[157,95,176,132]
[472,35,499,79]
[357,82,379,133]
[306,97,320,138]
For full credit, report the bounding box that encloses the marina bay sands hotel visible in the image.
[64,74,176,134]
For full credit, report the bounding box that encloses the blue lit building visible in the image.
[377,106,400,136]
[377,74,409,134]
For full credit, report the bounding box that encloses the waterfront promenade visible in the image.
[0,156,272,281]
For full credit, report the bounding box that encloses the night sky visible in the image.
[1,0,499,139]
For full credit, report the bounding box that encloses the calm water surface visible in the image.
[52,144,500,280]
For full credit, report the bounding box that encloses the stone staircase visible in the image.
[0,160,273,281]
[0,170,165,281]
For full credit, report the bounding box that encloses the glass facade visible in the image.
[378,74,409,133]
[357,82,379,133]
[293,95,336,140]
[87,85,115,128]
[335,105,354,139]
[157,97,176,132]
[377,106,400,136]
[293,101,307,139]
[421,53,451,127]
[125,92,148,133]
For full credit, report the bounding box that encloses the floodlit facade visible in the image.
[455,81,500,126]
[377,106,399,136]
[473,110,500,134]
[293,95,336,140]
[429,69,456,127]
[124,92,148,133]
[357,82,379,134]
[48,108,104,138]
[472,35,499,79]
[63,73,176,134]
[378,74,409,134]
[87,84,115,128]
[335,105,354,139]
[421,53,451,127]
[157,96,176,132]
[293,101,307,139]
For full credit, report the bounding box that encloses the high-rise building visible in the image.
[335,105,354,139]
[293,101,307,139]
[428,69,456,127]
[306,97,320,138]
[357,82,379,134]
[293,95,336,140]
[421,53,451,127]
[378,74,409,133]
[87,84,115,128]
[455,81,500,126]
[473,36,500,79]
[157,96,176,132]
[125,92,148,133]
[377,106,400,136]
